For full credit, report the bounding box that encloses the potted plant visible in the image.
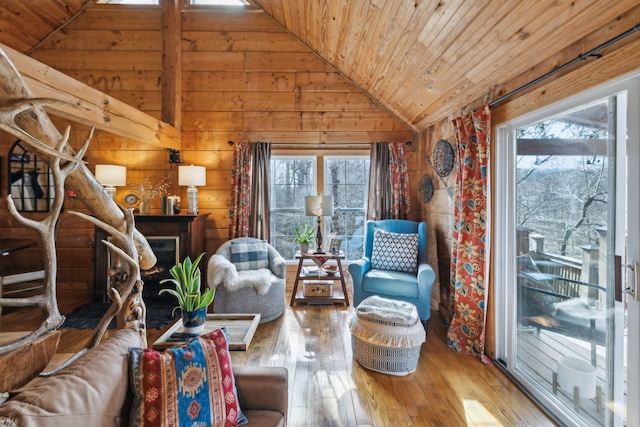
[292,223,315,253]
[159,252,214,334]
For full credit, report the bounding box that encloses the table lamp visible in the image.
[95,164,126,199]
[179,165,206,215]
[305,195,333,253]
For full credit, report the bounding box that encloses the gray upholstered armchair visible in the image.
[348,220,436,330]
[207,237,286,323]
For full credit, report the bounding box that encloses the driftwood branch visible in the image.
[0,45,157,357]
[70,209,147,348]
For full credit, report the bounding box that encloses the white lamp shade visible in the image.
[305,195,333,217]
[95,164,126,186]
[179,165,207,186]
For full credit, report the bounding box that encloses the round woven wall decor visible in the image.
[419,175,434,204]
[432,139,455,177]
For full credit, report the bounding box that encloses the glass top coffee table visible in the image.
[152,313,261,351]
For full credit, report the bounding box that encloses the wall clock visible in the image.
[119,190,141,209]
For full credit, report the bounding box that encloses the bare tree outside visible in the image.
[269,156,369,260]
[516,101,609,259]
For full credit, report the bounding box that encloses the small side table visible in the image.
[290,251,350,306]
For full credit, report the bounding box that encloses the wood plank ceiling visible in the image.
[0,0,639,133]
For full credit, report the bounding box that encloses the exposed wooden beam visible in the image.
[0,43,180,149]
[161,0,182,128]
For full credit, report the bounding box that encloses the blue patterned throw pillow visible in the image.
[230,240,269,271]
[370,228,419,274]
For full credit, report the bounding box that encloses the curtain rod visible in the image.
[489,24,640,108]
[228,141,413,147]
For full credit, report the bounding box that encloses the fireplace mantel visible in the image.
[93,213,209,302]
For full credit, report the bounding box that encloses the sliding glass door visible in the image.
[495,76,639,426]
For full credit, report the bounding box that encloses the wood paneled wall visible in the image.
[1,5,414,293]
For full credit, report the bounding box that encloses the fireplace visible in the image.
[94,214,209,302]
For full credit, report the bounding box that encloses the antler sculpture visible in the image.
[71,209,147,349]
[0,48,156,355]
[0,121,90,354]
[40,208,147,375]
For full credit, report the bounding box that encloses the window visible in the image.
[270,155,369,261]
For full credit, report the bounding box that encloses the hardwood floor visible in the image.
[0,286,557,426]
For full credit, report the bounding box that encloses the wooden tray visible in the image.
[152,313,261,351]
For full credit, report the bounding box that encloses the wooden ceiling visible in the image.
[0,0,639,132]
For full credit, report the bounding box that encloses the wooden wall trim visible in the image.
[1,42,181,149]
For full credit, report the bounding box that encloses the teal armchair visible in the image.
[348,220,436,330]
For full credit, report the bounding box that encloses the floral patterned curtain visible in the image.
[388,142,411,219]
[228,142,251,239]
[447,104,491,364]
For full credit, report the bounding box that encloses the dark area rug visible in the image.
[61,295,179,330]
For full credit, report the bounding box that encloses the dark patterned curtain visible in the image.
[367,142,411,220]
[249,143,271,240]
[367,142,390,220]
[228,142,251,239]
[447,105,491,364]
[388,142,411,219]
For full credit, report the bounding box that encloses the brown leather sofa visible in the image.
[0,328,288,426]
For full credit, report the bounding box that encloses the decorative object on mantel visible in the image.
[119,190,141,209]
[135,176,171,214]
[432,139,455,177]
[419,175,434,203]
[179,165,206,215]
[159,253,215,334]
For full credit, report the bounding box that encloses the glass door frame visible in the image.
[494,74,640,427]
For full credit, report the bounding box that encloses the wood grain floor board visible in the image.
[0,284,558,426]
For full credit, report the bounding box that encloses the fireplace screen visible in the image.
[107,236,180,292]
[141,236,180,287]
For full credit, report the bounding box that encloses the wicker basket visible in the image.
[349,296,425,376]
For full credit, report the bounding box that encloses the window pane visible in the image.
[325,157,369,260]
[270,157,316,259]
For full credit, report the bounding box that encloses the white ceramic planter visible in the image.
[557,355,597,399]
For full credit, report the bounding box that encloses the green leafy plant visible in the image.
[292,223,315,244]
[159,253,215,314]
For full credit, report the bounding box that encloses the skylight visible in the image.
[190,0,248,5]
[96,0,248,5]
[96,0,159,4]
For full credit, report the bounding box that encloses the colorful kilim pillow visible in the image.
[129,327,247,427]
[370,228,419,274]
[230,240,269,271]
